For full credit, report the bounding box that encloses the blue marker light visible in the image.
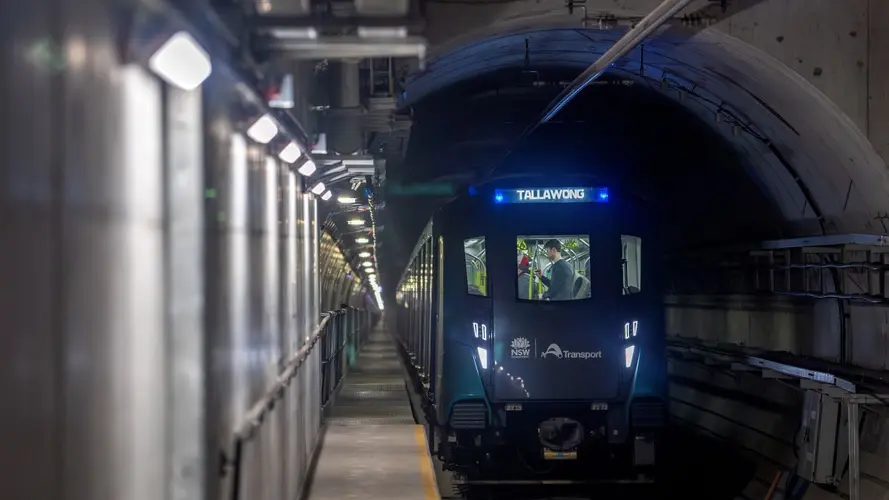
[597,188,609,201]
[468,186,478,196]
[494,191,504,203]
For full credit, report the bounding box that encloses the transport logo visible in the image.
[510,337,532,359]
[540,343,603,360]
[541,344,564,359]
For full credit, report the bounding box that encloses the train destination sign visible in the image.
[494,187,609,204]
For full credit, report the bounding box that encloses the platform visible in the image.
[306,325,439,500]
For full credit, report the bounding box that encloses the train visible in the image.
[394,175,668,479]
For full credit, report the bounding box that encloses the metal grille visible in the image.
[451,401,488,430]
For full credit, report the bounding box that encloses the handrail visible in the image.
[233,312,335,441]
[222,307,373,500]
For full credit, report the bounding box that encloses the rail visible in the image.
[220,307,373,500]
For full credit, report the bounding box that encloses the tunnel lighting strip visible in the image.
[366,187,383,309]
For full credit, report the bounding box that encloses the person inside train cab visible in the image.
[517,255,533,299]
[535,239,573,301]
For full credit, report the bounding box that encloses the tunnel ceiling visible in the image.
[378,26,889,288]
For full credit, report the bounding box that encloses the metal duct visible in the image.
[326,60,364,155]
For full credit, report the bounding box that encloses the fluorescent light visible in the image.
[148,31,212,90]
[246,114,278,144]
[358,252,371,258]
[321,191,332,201]
[362,261,372,267]
[366,269,376,275]
[347,219,364,226]
[355,237,370,244]
[297,160,316,176]
[624,345,635,368]
[278,142,302,163]
[338,196,357,204]
[310,182,326,195]
[358,27,408,38]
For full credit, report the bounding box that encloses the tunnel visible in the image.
[3,1,889,500]
[378,23,889,500]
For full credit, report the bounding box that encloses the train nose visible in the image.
[538,417,584,451]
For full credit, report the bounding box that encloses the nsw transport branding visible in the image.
[510,338,602,360]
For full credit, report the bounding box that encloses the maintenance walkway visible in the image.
[306,324,440,500]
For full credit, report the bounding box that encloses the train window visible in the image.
[464,237,487,296]
[622,235,642,295]
[516,235,591,301]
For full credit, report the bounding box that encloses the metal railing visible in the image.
[220,307,372,500]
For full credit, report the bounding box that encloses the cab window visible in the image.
[516,235,591,301]
[464,237,487,296]
[622,235,642,294]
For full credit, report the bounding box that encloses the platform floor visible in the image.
[306,325,439,500]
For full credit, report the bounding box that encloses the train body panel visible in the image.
[395,176,667,477]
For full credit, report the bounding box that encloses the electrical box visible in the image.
[797,391,849,484]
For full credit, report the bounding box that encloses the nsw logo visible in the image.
[510,337,532,359]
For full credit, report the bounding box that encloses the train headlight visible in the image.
[477,347,489,370]
[472,322,489,340]
[624,320,638,339]
[624,345,635,368]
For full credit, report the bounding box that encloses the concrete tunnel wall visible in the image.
[400,1,889,497]
[0,2,369,500]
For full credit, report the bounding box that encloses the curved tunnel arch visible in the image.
[403,25,889,235]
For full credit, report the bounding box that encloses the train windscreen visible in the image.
[516,235,591,301]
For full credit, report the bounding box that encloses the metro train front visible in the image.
[407,179,667,478]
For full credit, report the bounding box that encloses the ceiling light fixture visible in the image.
[297,160,316,176]
[310,181,326,195]
[278,142,302,163]
[148,31,212,91]
[246,114,278,144]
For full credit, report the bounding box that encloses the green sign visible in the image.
[386,182,456,196]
